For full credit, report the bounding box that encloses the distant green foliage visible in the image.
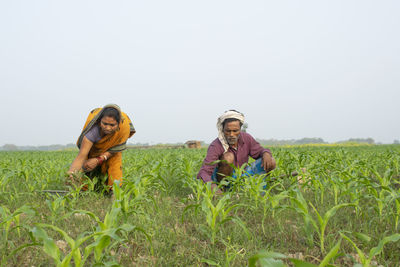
[257,138,327,145]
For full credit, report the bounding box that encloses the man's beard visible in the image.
[227,137,238,145]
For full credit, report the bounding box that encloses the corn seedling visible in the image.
[340,232,400,267]
[290,189,354,253]
[0,205,35,265]
[249,238,341,267]
[200,184,250,244]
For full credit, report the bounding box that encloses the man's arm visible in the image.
[197,141,223,183]
[247,134,276,172]
[261,151,276,173]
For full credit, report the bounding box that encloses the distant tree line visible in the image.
[0,143,77,151]
[256,138,327,146]
[256,137,396,146]
[336,138,375,144]
[1,138,399,151]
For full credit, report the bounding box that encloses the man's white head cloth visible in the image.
[217,110,245,153]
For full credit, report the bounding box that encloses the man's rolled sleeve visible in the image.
[249,135,272,159]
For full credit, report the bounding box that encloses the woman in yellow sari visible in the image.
[68,104,135,190]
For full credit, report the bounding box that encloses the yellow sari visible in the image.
[76,104,135,187]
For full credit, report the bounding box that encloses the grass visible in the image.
[0,145,400,266]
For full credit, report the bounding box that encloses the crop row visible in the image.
[0,145,399,266]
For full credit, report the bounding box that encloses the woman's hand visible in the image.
[83,158,99,172]
[66,170,83,187]
[68,137,93,174]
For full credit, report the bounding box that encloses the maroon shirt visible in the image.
[197,132,272,183]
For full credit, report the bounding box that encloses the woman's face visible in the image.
[100,116,118,135]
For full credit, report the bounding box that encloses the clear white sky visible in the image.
[1,0,399,146]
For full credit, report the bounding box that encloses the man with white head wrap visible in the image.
[197,110,276,192]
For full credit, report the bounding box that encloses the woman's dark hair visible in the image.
[100,107,121,123]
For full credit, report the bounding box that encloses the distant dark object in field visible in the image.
[185,140,201,149]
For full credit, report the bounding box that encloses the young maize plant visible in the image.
[0,205,36,266]
[45,195,68,224]
[31,223,97,267]
[308,202,355,254]
[248,239,341,267]
[290,189,355,253]
[1,145,400,265]
[260,183,290,235]
[112,180,156,220]
[240,173,268,208]
[75,197,153,262]
[32,201,152,266]
[185,176,206,202]
[199,183,250,244]
[340,232,400,267]
[393,197,400,231]
[200,237,246,267]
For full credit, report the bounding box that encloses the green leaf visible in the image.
[201,258,219,266]
[231,217,251,240]
[319,238,341,267]
[35,223,75,249]
[290,259,318,267]
[340,233,366,264]
[94,236,111,262]
[258,258,287,267]
[60,254,73,267]
[71,210,102,225]
[31,226,61,264]
[322,203,354,228]
[369,233,400,259]
[249,251,287,267]
[5,242,40,262]
[353,232,371,243]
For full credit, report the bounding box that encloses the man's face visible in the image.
[223,120,241,146]
[100,116,118,135]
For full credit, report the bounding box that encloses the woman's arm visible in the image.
[101,151,115,160]
[82,151,116,171]
[68,136,93,174]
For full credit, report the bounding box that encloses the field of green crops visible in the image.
[1,145,400,266]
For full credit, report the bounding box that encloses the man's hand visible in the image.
[262,152,276,173]
[83,158,99,172]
